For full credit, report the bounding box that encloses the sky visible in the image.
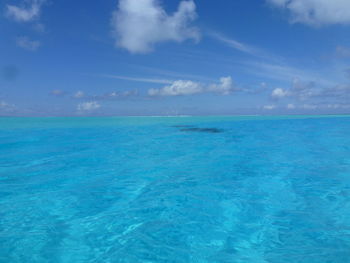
[1,0,350,116]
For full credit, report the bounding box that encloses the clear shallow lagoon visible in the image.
[1,116,350,263]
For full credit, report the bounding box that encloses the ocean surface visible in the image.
[1,115,350,263]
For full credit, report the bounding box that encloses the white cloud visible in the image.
[148,76,235,96]
[291,78,319,100]
[287,103,296,109]
[271,88,290,98]
[122,90,139,97]
[77,101,101,111]
[267,0,350,26]
[269,78,350,104]
[109,92,118,98]
[148,80,202,96]
[263,105,277,110]
[0,101,10,109]
[111,0,200,53]
[325,104,350,109]
[0,101,16,113]
[16,36,41,51]
[284,103,350,110]
[94,90,139,100]
[68,90,140,101]
[6,0,45,23]
[73,91,85,98]
[269,79,320,101]
[208,76,234,95]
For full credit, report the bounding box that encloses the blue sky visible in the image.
[1,0,350,116]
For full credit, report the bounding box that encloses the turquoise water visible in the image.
[1,116,350,263]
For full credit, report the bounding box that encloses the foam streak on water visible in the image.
[1,116,350,262]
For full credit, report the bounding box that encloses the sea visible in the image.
[1,116,350,263]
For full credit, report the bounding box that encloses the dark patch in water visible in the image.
[172,125,195,128]
[172,124,224,133]
[179,127,224,133]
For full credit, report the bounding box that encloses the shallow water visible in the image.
[1,116,350,263]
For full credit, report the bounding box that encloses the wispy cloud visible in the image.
[33,23,46,33]
[208,32,261,56]
[99,74,173,84]
[16,36,41,51]
[111,0,200,53]
[243,61,337,87]
[208,32,280,62]
[50,90,66,97]
[319,84,350,100]
[336,46,350,58]
[133,65,217,82]
[6,0,45,23]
